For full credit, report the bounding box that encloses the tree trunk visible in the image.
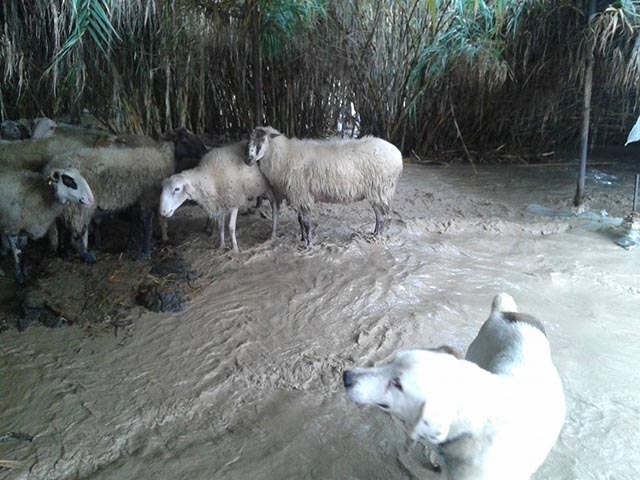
[574,0,596,208]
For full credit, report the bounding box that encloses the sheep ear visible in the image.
[184,180,194,199]
[269,132,281,139]
[48,170,61,185]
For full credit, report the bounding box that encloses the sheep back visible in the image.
[48,143,174,232]
[0,136,96,171]
[260,133,402,211]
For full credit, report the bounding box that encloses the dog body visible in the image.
[343,294,565,480]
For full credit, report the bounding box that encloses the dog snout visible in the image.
[343,370,356,388]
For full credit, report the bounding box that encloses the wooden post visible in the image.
[633,174,639,212]
[574,0,597,207]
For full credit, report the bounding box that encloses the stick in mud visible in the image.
[0,431,34,443]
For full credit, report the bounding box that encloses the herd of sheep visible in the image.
[0,119,403,287]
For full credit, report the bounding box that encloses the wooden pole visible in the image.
[574,0,597,207]
[633,174,639,212]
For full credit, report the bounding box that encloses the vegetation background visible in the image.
[2,0,640,158]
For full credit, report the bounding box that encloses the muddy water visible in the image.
[1,159,640,479]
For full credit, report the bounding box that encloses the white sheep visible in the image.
[0,135,102,171]
[32,118,58,139]
[0,129,161,172]
[245,126,403,247]
[0,167,94,285]
[47,143,174,262]
[160,141,278,254]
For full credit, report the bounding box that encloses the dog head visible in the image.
[343,349,461,444]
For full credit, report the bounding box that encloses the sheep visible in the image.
[0,167,94,285]
[160,127,232,236]
[1,117,56,141]
[0,129,161,172]
[0,120,22,140]
[245,126,403,247]
[47,143,174,263]
[0,135,103,171]
[32,118,58,139]
[160,141,278,255]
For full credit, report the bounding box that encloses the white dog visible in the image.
[343,293,565,480]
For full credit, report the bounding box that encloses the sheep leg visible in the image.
[0,234,9,256]
[126,209,140,255]
[8,234,28,287]
[75,226,96,264]
[140,207,154,260]
[158,212,169,243]
[203,217,214,236]
[270,200,280,240]
[229,207,239,255]
[58,223,73,259]
[373,204,386,237]
[92,218,103,250]
[297,211,306,242]
[218,212,226,250]
[47,223,59,254]
[301,210,313,248]
[247,197,262,215]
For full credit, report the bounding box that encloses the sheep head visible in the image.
[246,126,281,166]
[32,118,57,139]
[160,174,194,217]
[48,168,94,208]
[0,120,22,140]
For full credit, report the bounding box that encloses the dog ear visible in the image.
[410,398,454,445]
[430,345,461,359]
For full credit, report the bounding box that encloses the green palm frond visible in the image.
[46,0,120,74]
[259,0,327,58]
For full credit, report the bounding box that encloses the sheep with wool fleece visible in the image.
[160,141,279,254]
[245,126,403,247]
[0,135,108,172]
[47,142,174,262]
[0,167,94,285]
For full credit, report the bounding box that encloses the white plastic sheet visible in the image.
[625,114,640,145]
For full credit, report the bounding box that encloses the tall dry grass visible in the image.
[1,0,640,156]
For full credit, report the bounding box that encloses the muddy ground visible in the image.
[1,146,639,479]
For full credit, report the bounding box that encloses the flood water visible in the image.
[1,153,639,479]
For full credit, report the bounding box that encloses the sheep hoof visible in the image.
[80,252,97,264]
[15,275,26,288]
[136,252,152,262]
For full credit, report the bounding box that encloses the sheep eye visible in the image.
[174,186,180,193]
[391,377,402,391]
